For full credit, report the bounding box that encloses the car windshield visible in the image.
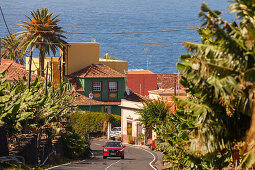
[106,142,122,147]
[112,127,121,131]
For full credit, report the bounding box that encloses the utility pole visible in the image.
[0,37,1,65]
[177,59,180,96]
[59,57,61,94]
[144,48,149,70]
[51,57,53,82]
[45,62,48,96]
[28,50,33,90]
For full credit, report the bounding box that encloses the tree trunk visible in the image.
[39,45,45,77]
[246,88,255,153]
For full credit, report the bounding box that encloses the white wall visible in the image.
[121,99,143,138]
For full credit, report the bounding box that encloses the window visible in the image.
[93,81,102,92]
[105,106,112,113]
[109,81,118,92]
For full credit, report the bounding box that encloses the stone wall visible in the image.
[0,122,9,156]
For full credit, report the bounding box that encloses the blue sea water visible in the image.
[1,0,233,73]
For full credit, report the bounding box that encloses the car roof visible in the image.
[107,141,121,143]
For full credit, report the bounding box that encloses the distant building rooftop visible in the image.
[0,59,39,81]
[69,64,125,78]
[68,91,121,106]
[128,69,155,74]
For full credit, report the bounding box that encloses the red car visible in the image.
[102,141,125,159]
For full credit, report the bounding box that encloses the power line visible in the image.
[64,28,197,35]
[0,25,199,29]
[100,41,199,47]
[8,40,199,46]
[0,27,197,35]
[0,6,12,36]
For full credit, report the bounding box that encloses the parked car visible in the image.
[149,140,157,150]
[110,127,121,138]
[102,141,125,159]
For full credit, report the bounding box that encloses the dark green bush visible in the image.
[63,133,91,159]
[70,112,121,137]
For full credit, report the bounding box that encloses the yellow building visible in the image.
[25,42,128,86]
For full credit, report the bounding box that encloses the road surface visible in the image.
[49,138,157,170]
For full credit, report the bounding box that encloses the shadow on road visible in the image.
[92,149,102,156]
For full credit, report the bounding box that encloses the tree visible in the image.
[175,0,255,167]
[17,8,67,76]
[1,34,25,65]
[136,99,170,129]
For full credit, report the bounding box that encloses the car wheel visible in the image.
[103,156,107,159]
[121,155,124,159]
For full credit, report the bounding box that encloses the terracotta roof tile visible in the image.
[157,74,183,89]
[66,77,84,92]
[68,91,121,106]
[128,70,155,74]
[124,90,146,102]
[0,60,38,81]
[70,64,125,78]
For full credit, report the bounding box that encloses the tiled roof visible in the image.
[128,69,155,74]
[149,88,187,96]
[68,91,121,106]
[124,90,146,102]
[66,77,84,92]
[157,74,183,89]
[70,64,125,78]
[0,59,38,81]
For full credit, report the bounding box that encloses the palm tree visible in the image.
[1,34,25,65]
[175,1,255,167]
[17,8,67,76]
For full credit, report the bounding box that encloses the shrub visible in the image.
[70,111,121,137]
[63,133,91,159]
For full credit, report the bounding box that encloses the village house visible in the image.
[67,63,125,115]
[0,59,38,81]
[121,71,186,145]
[25,42,128,115]
[127,69,157,96]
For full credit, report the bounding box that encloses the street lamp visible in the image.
[89,92,93,111]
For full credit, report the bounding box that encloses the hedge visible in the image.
[70,111,121,137]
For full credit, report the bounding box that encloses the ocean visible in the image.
[1,0,233,73]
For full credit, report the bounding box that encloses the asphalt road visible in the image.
[49,138,157,170]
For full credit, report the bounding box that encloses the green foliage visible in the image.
[136,99,170,129]
[17,8,67,76]
[164,0,255,168]
[1,34,25,65]
[0,71,74,137]
[70,111,121,137]
[63,133,91,159]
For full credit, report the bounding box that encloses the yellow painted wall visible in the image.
[65,42,100,75]
[25,57,61,86]
[25,57,60,74]
[99,59,128,75]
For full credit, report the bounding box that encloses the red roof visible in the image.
[157,74,183,89]
[0,59,38,81]
[70,64,125,78]
[68,91,121,106]
[66,77,84,92]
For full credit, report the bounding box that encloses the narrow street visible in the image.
[48,138,157,170]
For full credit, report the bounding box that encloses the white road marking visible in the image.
[45,162,71,170]
[123,144,157,170]
[105,159,121,170]
[94,143,102,146]
[141,148,157,170]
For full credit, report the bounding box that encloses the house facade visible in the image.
[0,59,39,81]
[67,64,125,115]
[121,91,156,145]
[128,69,157,96]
